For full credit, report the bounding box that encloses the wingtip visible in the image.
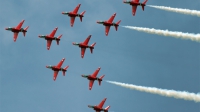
[88,35,92,38]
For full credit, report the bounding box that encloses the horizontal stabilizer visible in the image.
[114,20,121,31]
[90,42,96,53]
[24,26,29,31]
[62,65,69,76]
[23,26,29,37]
[57,34,62,39]
[143,0,148,5]
[104,106,110,112]
[142,6,145,11]
[98,75,105,85]
[142,0,148,10]
[79,11,86,22]
[56,34,62,45]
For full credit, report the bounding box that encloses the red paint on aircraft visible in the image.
[88,98,110,112]
[97,13,121,36]
[62,4,86,27]
[123,0,148,16]
[38,27,62,50]
[72,35,96,58]
[5,20,29,42]
[81,67,105,90]
[46,58,69,81]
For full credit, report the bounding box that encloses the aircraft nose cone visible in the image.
[72,42,75,45]
[96,21,99,23]
[5,28,8,30]
[46,66,48,68]
[62,12,65,14]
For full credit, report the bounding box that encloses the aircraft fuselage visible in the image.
[88,105,103,111]
[5,27,25,32]
[82,75,98,80]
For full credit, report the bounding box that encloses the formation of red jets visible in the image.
[5,0,148,111]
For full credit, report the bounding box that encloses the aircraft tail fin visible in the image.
[23,26,29,37]
[98,75,105,85]
[114,20,121,31]
[104,106,110,112]
[90,42,96,53]
[56,34,62,45]
[62,65,69,76]
[142,0,148,10]
[79,11,86,22]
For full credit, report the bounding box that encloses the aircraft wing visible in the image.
[49,27,58,37]
[13,32,19,42]
[83,35,91,45]
[81,48,86,58]
[133,0,139,2]
[89,80,94,90]
[132,5,137,16]
[105,26,111,36]
[73,4,81,14]
[47,40,52,50]
[53,71,59,81]
[91,67,101,78]
[70,17,76,27]
[15,20,25,30]
[107,13,116,23]
[56,58,65,68]
[98,98,107,108]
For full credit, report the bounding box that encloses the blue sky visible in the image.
[0,0,200,112]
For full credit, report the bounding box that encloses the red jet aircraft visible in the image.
[72,35,96,58]
[38,27,62,50]
[97,13,121,36]
[5,20,29,42]
[88,98,110,112]
[82,67,105,90]
[123,0,148,16]
[62,4,86,27]
[46,58,69,81]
